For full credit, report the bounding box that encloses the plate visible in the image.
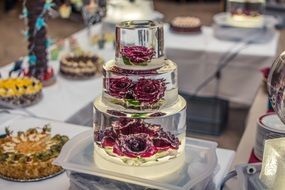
[0,116,90,183]
[0,170,64,182]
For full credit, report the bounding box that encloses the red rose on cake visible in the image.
[106,77,133,98]
[113,133,157,158]
[121,46,155,65]
[133,78,166,104]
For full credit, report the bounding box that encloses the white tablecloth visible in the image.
[0,26,109,122]
[0,23,280,121]
[165,25,280,105]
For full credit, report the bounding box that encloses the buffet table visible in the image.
[165,25,279,105]
[0,113,235,190]
[0,24,279,121]
[1,23,276,189]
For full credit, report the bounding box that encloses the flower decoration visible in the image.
[113,134,157,158]
[121,46,155,66]
[106,78,166,106]
[106,77,133,99]
[133,78,166,104]
[94,118,180,159]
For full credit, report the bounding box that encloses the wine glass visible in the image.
[268,51,285,124]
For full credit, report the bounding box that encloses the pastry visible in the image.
[170,16,202,33]
[60,53,104,79]
[0,77,42,107]
[0,125,69,180]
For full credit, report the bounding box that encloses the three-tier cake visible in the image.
[93,20,187,179]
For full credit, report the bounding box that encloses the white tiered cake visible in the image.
[93,20,187,179]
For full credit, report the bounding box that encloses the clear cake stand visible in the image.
[54,130,217,190]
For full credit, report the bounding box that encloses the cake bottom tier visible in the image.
[94,144,185,179]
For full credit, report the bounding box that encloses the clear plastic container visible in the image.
[54,130,218,190]
[115,20,165,69]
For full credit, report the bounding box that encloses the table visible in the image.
[0,114,235,190]
[165,25,279,105]
[222,86,267,190]
[0,24,278,121]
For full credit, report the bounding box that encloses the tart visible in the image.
[0,77,42,107]
[60,53,104,79]
[0,125,69,180]
[170,16,202,33]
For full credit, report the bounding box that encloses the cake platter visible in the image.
[213,12,278,29]
[54,129,218,190]
[0,170,64,183]
[213,13,278,43]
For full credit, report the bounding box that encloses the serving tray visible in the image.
[54,130,218,190]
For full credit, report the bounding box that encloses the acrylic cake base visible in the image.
[93,138,185,180]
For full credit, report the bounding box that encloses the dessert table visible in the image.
[2,22,273,189]
[0,113,235,190]
[0,23,279,121]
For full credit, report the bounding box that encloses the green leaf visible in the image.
[122,57,132,65]
[131,113,148,118]
[126,99,141,106]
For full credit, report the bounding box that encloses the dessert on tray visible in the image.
[170,16,202,33]
[0,77,42,107]
[60,52,104,79]
[226,0,265,28]
[0,125,69,180]
[93,20,187,179]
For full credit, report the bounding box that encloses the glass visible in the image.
[115,20,164,69]
[268,52,285,124]
[260,138,285,189]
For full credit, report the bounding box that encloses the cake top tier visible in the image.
[115,20,165,70]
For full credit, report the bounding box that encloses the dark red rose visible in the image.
[94,128,117,148]
[153,130,180,150]
[133,78,166,104]
[121,46,155,65]
[112,118,159,137]
[149,112,166,117]
[107,110,127,117]
[106,77,133,98]
[113,133,157,158]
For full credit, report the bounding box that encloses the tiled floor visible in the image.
[0,0,284,149]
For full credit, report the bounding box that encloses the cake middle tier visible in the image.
[102,59,178,112]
